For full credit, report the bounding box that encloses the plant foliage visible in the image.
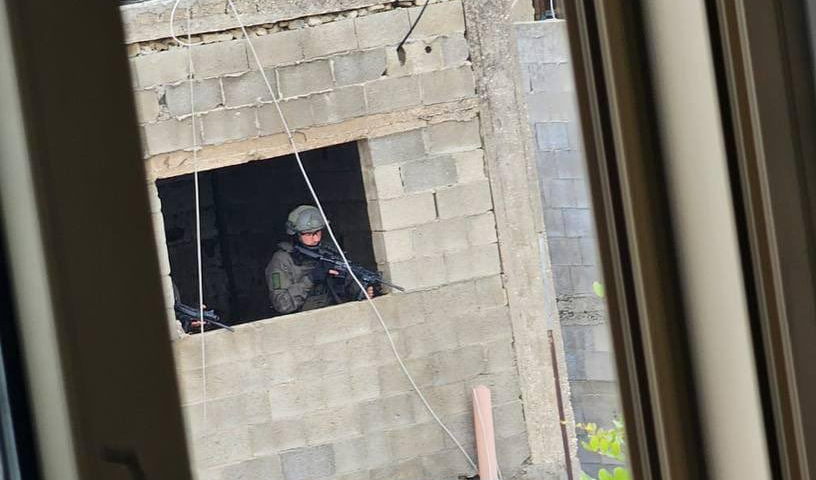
[577,419,630,480]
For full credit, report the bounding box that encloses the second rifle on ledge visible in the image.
[294,244,405,293]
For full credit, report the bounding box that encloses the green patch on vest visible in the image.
[271,272,282,289]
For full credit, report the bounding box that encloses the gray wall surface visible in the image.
[515,20,622,475]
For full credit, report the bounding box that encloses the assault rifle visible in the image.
[174,301,235,333]
[294,244,405,293]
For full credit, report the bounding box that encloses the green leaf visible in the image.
[609,440,622,459]
[592,281,606,298]
[598,469,614,480]
[589,436,600,451]
[580,472,595,480]
[599,436,610,454]
[613,467,630,480]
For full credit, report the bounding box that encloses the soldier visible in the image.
[265,205,373,314]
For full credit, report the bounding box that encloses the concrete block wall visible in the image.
[515,20,621,475]
[175,276,527,480]
[123,2,558,479]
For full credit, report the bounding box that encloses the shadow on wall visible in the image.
[157,142,376,325]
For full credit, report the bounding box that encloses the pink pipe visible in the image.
[472,385,498,480]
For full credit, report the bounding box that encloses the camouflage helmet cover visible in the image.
[285,205,326,235]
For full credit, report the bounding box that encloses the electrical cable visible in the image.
[396,0,430,64]
[179,0,207,426]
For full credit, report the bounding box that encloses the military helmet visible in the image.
[285,205,326,235]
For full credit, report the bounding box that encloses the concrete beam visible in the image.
[461,0,578,475]
[121,0,388,44]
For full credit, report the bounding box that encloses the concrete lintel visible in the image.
[144,98,479,180]
[462,0,578,475]
[121,0,387,44]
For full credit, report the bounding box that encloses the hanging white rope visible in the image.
[169,0,478,474]
[177,0,207,427]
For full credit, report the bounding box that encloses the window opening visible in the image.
[157,142,376,327]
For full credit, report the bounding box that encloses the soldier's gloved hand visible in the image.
[309,266,329,283]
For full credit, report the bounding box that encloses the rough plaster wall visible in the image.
[515,20,622,474]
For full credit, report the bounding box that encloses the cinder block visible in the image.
[439,34,470,68]
[333,49,387,86]
[543,208,566,238]
[413,217,469,255]
[563,208,594,236]
[277,60,333,98]
[593,324,613,352]
[333,433,392,473]
[548,237,582,266]
[495,432,532,473]
[493,401,527,439]
[554,150,585,179]
[445,244,502,283]
[426,119,482,154]
[389,423,446,461]
[484,338,516,373]
[192,427,251,469]
[432,345,488,386]
[253,29,305,67]
[369,458,424,480]
[385,255,447,290]
[183,390,269,437]
[372,192,436,230]
[410,382,469,422]
[200,108,257,145]
[575,179,591,208]
[536,149,558,181]
[361,393,416,432]
[377,358,436,396]
[435,180,492,219]
[571,265,600,294]
[467,212,497,246]
[526,63,562,93]
[584,351,617,382]
[421,448,474,479]
[212,456,283,480]
[474,275,508,308]
[372,228,414,263]
[365,76,421,114]
[420,66,476,105]
[515,21,569,64]
[280,445,335,480]
[452,150,486,183]
[544,178,577,208]
[456,307,512,346]
[464,372,522,406]
[527,92,576,123]
[268,381,324,419]
[342,333,394,370]
[552,265,573,296]
[536,122,570,150]
[384,39,444,77]
[257,98,313,135]
[134,89,160,123]
[165,78,223,117]
[310,86,367,125]
[356,9,411,49]
[191,40,249,78]
[408,1,466,37]
[401,155,458,193]
[303,405,362,444]
[142,117,193,155]
[222,69,277,107]
[249,418,307,455]
[364,164,404,200]
[366,129,426,167]
[303,19,358,59]
[324,367,381,407]
[130,49,187,87]
[579,237,599,265]
[401,319,458,359]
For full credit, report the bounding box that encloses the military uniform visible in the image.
[265,240,338,314]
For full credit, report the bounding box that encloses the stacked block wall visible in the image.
[515,20,621,474]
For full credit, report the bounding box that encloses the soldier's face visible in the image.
[300,230,322,247]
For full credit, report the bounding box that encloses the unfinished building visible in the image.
[121,0,612,478]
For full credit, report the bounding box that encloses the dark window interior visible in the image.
[157,142,375,326]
